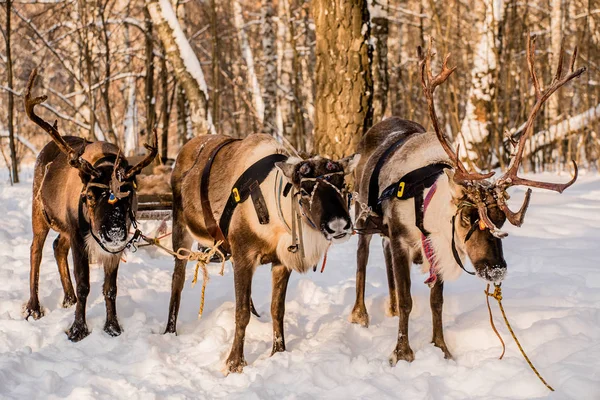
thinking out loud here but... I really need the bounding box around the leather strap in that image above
[367,133,412,216]
[200,138,239,253]
[219,153,288,238]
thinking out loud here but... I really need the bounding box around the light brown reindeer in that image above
[164,134,358,373]
[23,70,157,341]
[349,36,584,365]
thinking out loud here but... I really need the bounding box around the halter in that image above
[275,169,350,257]
[79,160,140,255]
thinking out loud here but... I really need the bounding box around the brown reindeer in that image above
[349,36,584,365]
[165,134,358,373]
[23,70,157,341]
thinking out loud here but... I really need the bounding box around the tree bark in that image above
[262,0,278,136]
[369,0,389,124]
[5,0,18,183]
[146,0,214,135]
[144,5,157,142]
[232,0,264,124]
[549,0,563,124]
[458,0,504,167]
[312,0,373,158]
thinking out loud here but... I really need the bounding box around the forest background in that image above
[0,0,597,183]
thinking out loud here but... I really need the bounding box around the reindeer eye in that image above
[326,161,336,171]
[461,213,471,225]
[299,163,311,176]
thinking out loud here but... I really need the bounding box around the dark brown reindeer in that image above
[23,69,157,341]
[349,36,584,365]
[164,133,358,373]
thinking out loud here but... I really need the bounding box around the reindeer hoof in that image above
[163,323,177,335]
[389,347,415,366]
[104,320,122,337]
[23,301,44,320]
[349,306,369,328]
[62,294,77,308]
[433,341,453,360]
[271,338,286,356]
[225,355,247,374]
[66,323,90,342]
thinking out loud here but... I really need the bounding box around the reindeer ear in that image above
[338,154,361,175]
[275,157,302,181]
[444,169,464,198]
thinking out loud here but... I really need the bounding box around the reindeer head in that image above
[276,154,360,242]
[25,69,158,253]
[420,36,584,282]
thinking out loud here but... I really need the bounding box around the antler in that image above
[497,35,584,193]
[418,38,495,183]
[110,150,131,199]
[24,69,101,178]
[123,128,158,179]
[495,35,584,226]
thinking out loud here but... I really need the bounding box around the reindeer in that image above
[164,133,358,373]
[349,36,584,365]
[23,70,157,342]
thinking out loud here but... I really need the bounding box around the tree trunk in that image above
[5,0,18,183]
[312,0,373,159]
[549,0,562,124]
[458,0,504,167]
[262,0,278,136]
[144,5,156,141]
[159,46,170,160]
[232,0,264,124]
[146,0,214,135]
[369,0,389,124]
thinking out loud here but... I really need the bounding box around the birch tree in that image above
[4,0,18,183]
[232,0,264,124]
[458,0,504,166]
[369,0,389,123]
[312,0,373,158]
[146,0,215,135]
[262,0,277,136]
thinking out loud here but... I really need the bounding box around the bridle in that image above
[79,172,141,255]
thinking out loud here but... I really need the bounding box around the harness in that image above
[78,154,142,254]
[359,134,477,283]
[199,138,288,255]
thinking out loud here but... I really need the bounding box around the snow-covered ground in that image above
[0,169,599,399]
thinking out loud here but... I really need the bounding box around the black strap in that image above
[378,163,451,206]
[200,138,240,253]
[368,134,412,215]
[451,214,476,275]
[219,153,288,239]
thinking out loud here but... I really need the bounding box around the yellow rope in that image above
[142,235,225,318]
[485,284,554,392]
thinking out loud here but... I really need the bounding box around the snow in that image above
[1,168,600,399]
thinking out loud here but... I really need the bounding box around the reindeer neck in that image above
[421,174,466,282]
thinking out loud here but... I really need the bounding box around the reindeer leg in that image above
[67,236,90,342]
[389,233,414,365]
[383,238,398,317]
[350,233,372,327]
[103,258,122,337]
[271,264,291,355]
[431,280,452,359]
[53,234,76,308]
[25,203,49,320]
[164,197,193,335]
[225,257,254,374]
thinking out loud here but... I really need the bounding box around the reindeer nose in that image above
[478,260,507,282]
[105,225,126,243]
[325,218,352,238]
